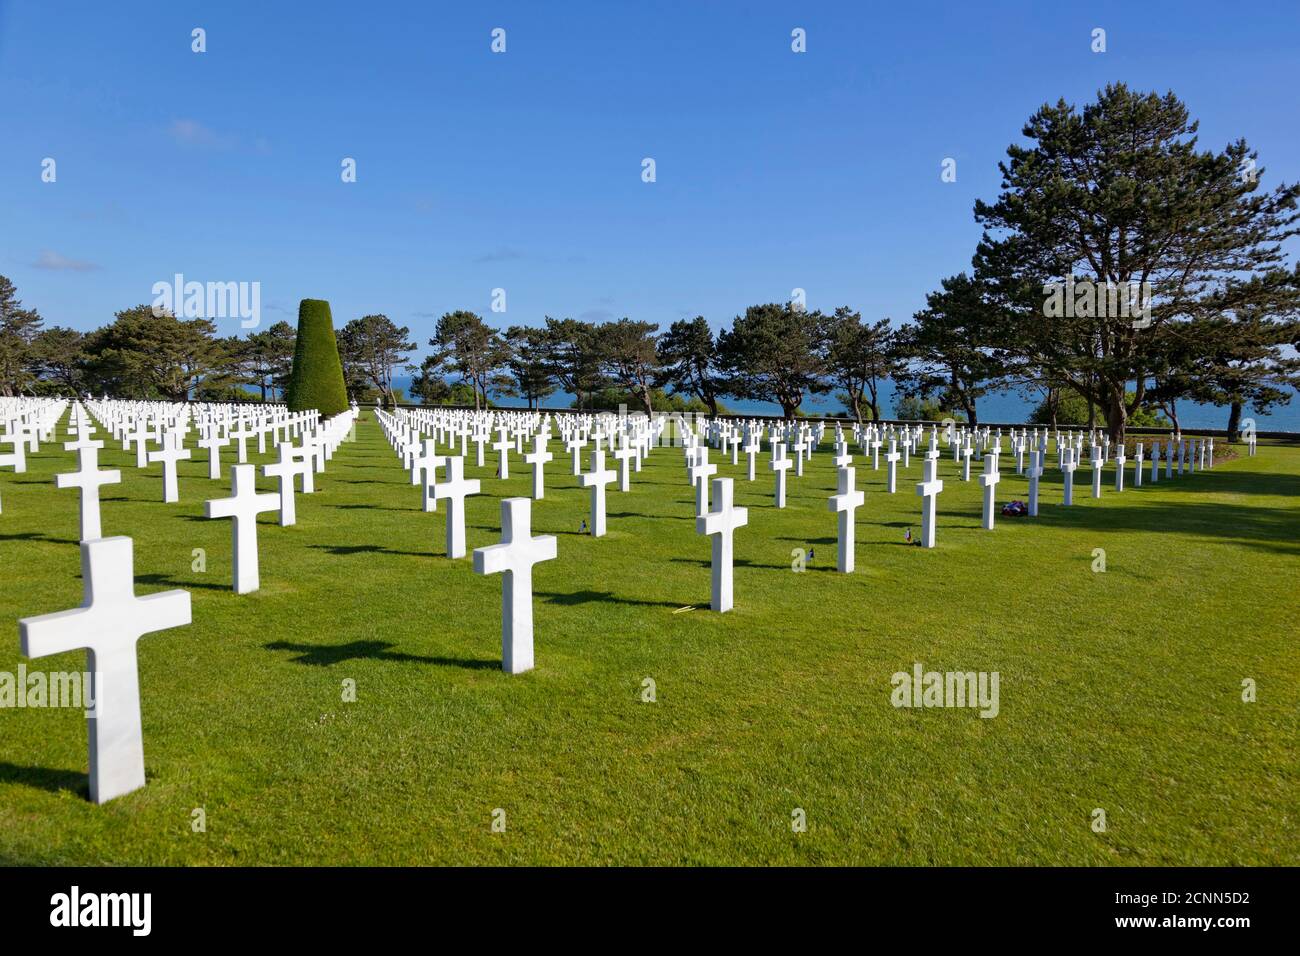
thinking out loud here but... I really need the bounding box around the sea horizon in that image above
[386,376,1300,432]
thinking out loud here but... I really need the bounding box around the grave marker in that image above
[472,497,557,674]
[18,537,191,804]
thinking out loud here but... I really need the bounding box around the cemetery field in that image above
[0,412,1296,866]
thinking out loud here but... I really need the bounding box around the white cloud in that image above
[472,247,525,264]
[33,250,98,272]
[168,118,232,149]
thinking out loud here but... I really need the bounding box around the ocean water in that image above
[389,376,1299,431]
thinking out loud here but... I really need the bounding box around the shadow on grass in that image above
[308,543,428,558]
[535,589,685,609]
[1032,494,1300,555]
[668,556,794,571]
[326,503,418,512]
[0,762,87,797]
[137,572,231,592]
[607,511,694,521]
[264,639,496,670]
[0,531,79,545]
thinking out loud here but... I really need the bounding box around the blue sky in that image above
[3,0,1298,363]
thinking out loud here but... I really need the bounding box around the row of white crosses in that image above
[77,398,326,508]
[45,400,352,593]
[205,408,357,591]
[12,397,357,805]
[378,406,667,542]
[443,410,1234,669]
[381,408,1250,681]
[0,398,67,512]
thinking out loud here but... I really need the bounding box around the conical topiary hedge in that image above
[285,298,349,417]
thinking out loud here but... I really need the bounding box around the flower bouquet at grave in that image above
[1001,499,1028,517]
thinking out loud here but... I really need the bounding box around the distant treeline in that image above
[2,85,1297,442]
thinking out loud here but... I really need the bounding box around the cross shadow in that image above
[327,503,417,512]
[264,639,496,669]
[535,589,684,609]
[0,761,87,797]
[1,530,80,545]
[607,511,694,520]
[307,543,428,558]
[136,572,230,592]
[667,556,792,571]
[1030,494,1300,555]
[775,535,836,545]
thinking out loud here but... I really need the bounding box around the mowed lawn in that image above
[0,411,1296,866]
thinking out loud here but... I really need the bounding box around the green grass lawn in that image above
[0,412,1296,865]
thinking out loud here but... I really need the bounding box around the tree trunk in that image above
[1226,401,1243,442]
[1104,391,1128,446]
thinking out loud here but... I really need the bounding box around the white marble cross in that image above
[1150,442,1161,483]
[147,431,191,503]
[204,464,281,593]
[770,442,792,508]
[18,536,191,804]
[1027,449,1043,516]
[915,456,943,548]
[687,448,717,518]
[565,435,587,476]
[1089,444,1104,499]
[885,439,901,493]
[231,421,255,464]
[578,449,616,536]
[0,432,29,480]
[56,442,120,541]
[978,449,1001,530]
[262,442,306,526]
[791,435,807,477]
[696,476,748,612]
[416,439,447,512]
[828,466,865,573]
[492,428,511,479]
[198,429,229,480]
[1134,442,1144,488]
[1061,448,1077,506]
[434,455,480,558]
[128,418,152,468]
[612,442,636,493]
[832,439,851,470]
[743,432,760,481]
[523,434,554,499]
[1115,446,1127,492]
[472,497,557,674]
